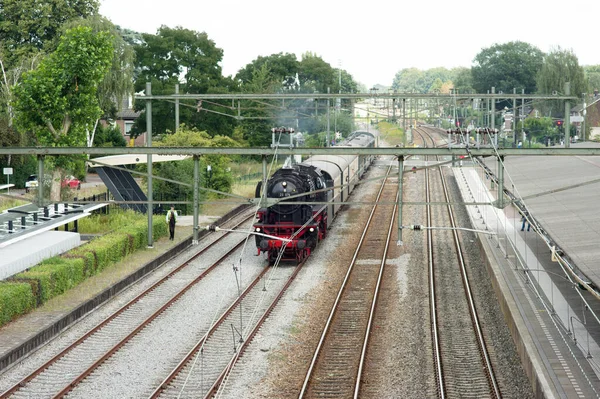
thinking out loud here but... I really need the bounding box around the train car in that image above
[253,130,377,264]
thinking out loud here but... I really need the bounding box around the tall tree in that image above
[236,52,358,141]
[536,47,586,116]
[298,52,336,94]
[0,51,43,129]
[61,16,135,146]
[451,67,474,94]
[0,0,99,68]
[132,26,234,138]
[472,41,544,95]
[237,63,279,147]
[236,52,299,87]
[392,68,425,92]
[14,25,113,200]
[583,65,600,96]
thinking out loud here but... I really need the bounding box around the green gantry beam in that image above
[135,93,577,101]
[2,147,600,156]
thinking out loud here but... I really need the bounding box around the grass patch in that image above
[77,208,146,234]
[377,121,406,146]
[0,196,29,212]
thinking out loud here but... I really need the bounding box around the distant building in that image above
[116,95,145,146]
[101,95,146,146]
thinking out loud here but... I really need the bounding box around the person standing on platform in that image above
[521,212,531,232]
[166,205,178,240]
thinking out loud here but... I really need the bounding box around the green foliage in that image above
[152,128,236,200]
[298,52,336,94]
[15,257,86,303]
[94,124,127,147]
[77,208,143,234]
[377,121,405,146]
[524,117,555,141]
[235,52,358,145]
[0,197,29,212]
[236,52,299,87]
[392,67,456,93]
[583,65,600,94]
[132,26,235,138]
[0,155,38,189]
[472,41,544,95]
[537,47,586,95]
[301,111,355,139]
[536,47,586,117]
[14,26,114,147]
[237,63,281,147]
[0,0,99,68]
[236,52,358,96]
[304,132,327,147]
[60,16,135,122]
[0,282,36,326]
[66,214,167,273]
[452,68,474,93]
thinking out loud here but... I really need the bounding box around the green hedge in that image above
[15,257,86,303]
[0,282,36,325]
[0,215,169,327]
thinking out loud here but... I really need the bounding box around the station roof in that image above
[88,154,189,167]
[486,142,600,288]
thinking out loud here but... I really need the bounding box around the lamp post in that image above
[582,93,587,142]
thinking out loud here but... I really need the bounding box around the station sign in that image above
[3,168,13,175]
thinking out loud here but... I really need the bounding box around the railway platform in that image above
[455,165,600,398]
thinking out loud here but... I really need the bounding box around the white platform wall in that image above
[0,231,81,280]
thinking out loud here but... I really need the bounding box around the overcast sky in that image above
[99,0,599,89]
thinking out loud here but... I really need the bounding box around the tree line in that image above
[1,0,598,198]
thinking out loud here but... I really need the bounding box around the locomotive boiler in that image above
[253,130,378,265]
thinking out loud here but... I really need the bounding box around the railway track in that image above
[417,127,501,398]
[153,259,306,398]
[0,210,259,398]
[298,159,398,398]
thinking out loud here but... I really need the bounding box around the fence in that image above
[74,192,110,214]
[74,192,195,215]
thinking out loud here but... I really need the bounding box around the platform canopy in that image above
[88,154,189,168]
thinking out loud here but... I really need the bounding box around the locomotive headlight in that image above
[309,228,314,233]
[282,181,287,187]
[255,227,261,232]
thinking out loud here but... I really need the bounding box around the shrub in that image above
[15,257,86,304]
[2,213,170,325]
[0,282,36,326]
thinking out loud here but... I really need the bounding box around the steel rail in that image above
[297,161,394,398]
[149,265,272,398]
[51,238,249,398]
[0,215,253,399]
[419,129,446,399]
[203,260,307,398]
[354,188,398,398]
[423,127,502,398]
